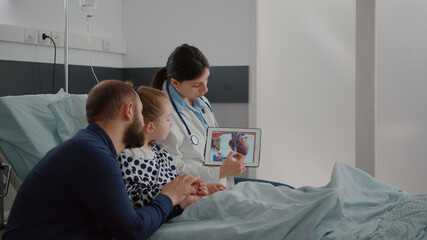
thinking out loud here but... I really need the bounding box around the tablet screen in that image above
[204,127,261,167]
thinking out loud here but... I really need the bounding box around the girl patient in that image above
[118,86,218,211]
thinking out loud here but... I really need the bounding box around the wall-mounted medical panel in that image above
[0,23,126,54]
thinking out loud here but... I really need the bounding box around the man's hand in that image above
[179,194,203,209]
[219,151,246,178]
[160,174,199,206]
[207,182,226,195]
[179,179,209,209]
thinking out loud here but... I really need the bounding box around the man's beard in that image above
[123,117,145,149]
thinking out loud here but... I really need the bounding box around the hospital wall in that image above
[375,0,427,194]
[0,0,123,67]
[255,0,427,194]
[256,0,356,189]
[0,0,124,95]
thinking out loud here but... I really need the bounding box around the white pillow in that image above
[48,94,88,142]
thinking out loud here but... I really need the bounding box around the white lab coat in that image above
[156,83,230,185]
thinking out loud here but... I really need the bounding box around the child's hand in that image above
[193,180,209,197]
[179,179,209,209]
[207,182,226,195]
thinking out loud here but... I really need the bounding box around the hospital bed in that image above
[0,90,88,231]
[0,91,426,240]
[0,90,88,190]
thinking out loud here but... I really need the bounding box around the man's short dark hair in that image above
[86,80,137,123]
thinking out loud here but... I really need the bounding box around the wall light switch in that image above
[103,39,111,52]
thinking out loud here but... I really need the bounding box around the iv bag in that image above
[79,0,97,17]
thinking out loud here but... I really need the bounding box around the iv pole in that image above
[64,0,69,93]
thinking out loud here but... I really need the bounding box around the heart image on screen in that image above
[229,132,249,156]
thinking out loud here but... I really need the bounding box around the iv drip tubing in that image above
[64,0,69,93]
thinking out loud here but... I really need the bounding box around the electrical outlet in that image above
[50,31,63,47]
[24,27,38,44]
[38,29,50,45]
[103,39,111,52]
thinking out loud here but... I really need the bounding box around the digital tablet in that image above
[204,127,261,168]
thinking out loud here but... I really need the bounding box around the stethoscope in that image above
[166,81,213,145]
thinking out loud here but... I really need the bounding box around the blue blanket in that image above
[150,163,427,240]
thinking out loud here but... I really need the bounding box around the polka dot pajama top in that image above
[118,144,179,209]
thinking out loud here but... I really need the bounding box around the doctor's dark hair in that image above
[86,80,137,123]
[136,86,167,122]
[150,43,210,90]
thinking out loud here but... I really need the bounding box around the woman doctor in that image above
[151,44,245,188]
